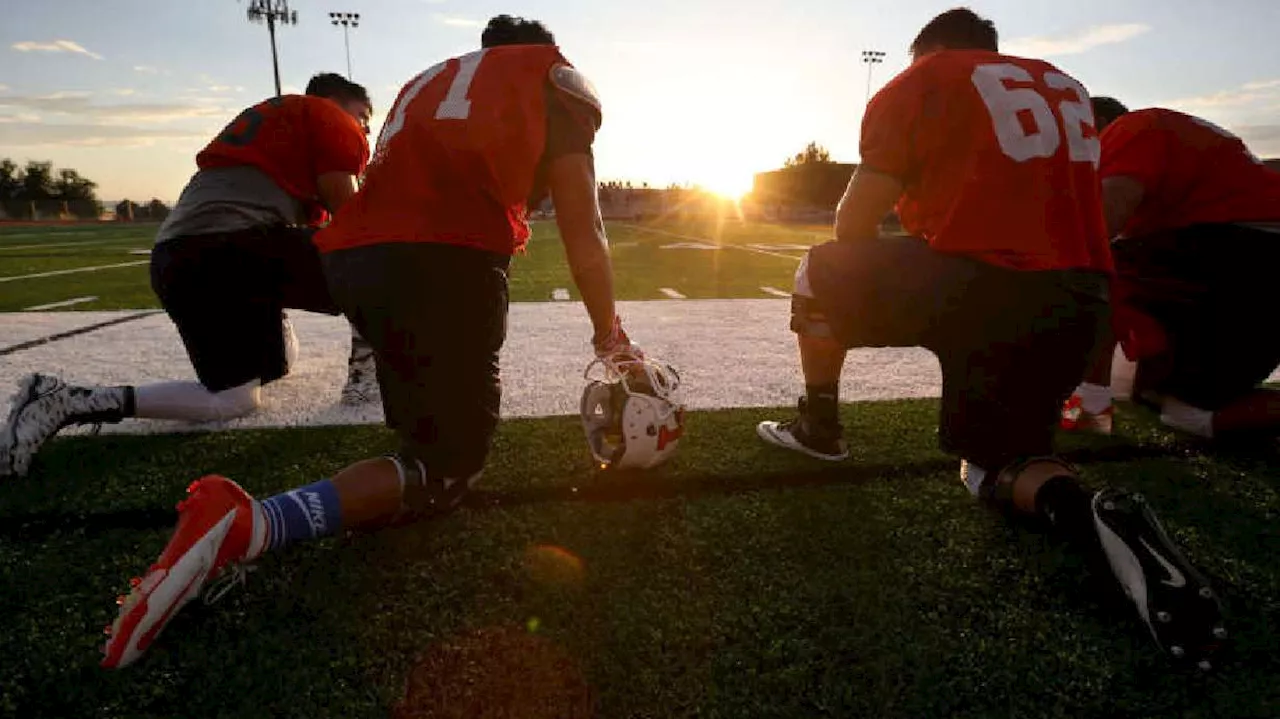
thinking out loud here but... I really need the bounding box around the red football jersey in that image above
[316,45,599,255]
[197,94,369,225]
[861,50,1111,273]
[1099,108,1280,237]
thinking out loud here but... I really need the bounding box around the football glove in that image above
[592,315,643,361]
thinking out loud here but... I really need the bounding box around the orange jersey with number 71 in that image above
[315,44,582,256]
[861,49,1112,273]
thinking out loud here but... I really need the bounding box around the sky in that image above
[2,0,1279,202]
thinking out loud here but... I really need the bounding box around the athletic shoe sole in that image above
[756,420,849,461]
[1092,488,1226,670]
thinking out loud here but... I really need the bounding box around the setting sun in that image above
[700,172,755,201]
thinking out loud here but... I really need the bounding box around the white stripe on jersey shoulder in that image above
[550,64,601,120]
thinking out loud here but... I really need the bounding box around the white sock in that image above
[133,380,262,423]
[1160,397,1215,438]
[960,460,987,497]
[1077,382,1113,414]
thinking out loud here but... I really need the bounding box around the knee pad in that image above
[969,456,1080,511]
[386,453,484,516]
[790,295,836,340]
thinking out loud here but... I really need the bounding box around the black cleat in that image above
[1092,488,1226,670]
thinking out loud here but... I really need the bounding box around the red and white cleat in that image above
[1061,393,1114,435]
[101,475,266,669]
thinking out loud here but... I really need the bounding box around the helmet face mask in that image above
[580,355,685,470]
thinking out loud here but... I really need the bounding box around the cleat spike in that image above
[1170,645,1185,658]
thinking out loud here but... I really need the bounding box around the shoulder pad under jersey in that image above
[550,64,602,126]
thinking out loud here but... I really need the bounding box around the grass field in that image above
[1,220,1279,718]
[0,218,824,312]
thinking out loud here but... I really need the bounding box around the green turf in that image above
[0,219,817,311]
[1,400,1277,718]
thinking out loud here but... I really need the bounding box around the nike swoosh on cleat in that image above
[1140,537,1187,588]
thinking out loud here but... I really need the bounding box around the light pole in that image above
[862,50,885,107]
[329,12,360,80]
[245,0,298,97]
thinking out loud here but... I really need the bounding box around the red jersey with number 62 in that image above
[861,49,1111,273]
[316,45,595,255]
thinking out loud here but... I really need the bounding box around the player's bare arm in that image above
[548,152,618,345]
[834,167,904,243]
[316,171,360,214]
[1101,176,1145,239]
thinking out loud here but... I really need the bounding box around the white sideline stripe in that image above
[619,224,803,262]
[659,287,686,299]
[129,249,151,255]
[0,238,144,252]
[24,296,98,311]
[760,286,791,298]
[0,259,149,283]
[551,288,570,301]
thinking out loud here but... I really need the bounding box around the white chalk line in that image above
[760,286,791,298]
[659,287,686,299]
[619,224,805,262]
[0,259,149,283]
[24,296,98,311]
[0,238,148,252]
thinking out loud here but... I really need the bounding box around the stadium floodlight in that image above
[245,0,299,97]
[861,50,886,107]
[329,12,361,80]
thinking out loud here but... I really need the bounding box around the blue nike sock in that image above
[260,478,343,552]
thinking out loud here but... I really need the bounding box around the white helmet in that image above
[580,354,685,470]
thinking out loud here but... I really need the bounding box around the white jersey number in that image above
[971,63,1100,167]
[375,49,488,155]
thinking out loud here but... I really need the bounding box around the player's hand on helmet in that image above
[593,315,643,362]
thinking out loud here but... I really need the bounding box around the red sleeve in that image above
[1099,112,1165,188]
[859,66,924,182]
[307,98,370,177]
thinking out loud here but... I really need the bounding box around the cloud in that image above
[0,93,228,124]
[207,85,245,94]
[0,122,205,147]
[113,88,138,97]
[11,40,103,60]
[134,65,159,74]
[1234,125,1280,157]
[433,14,483,27]
[1005,23,1150,57]
[1164,78,1280,110]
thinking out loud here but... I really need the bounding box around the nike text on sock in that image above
[260,478,343,551]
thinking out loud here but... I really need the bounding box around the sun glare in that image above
[701,172,754,202]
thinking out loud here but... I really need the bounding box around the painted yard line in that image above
[0,238,147,252]
[760,286,791,298]
[0,310,163,357]
[0,259,149,283]
[24,296,98,311]
[619,224,803,262]
[659,287,686,299]
[551,288,571,301]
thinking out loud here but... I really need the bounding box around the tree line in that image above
[0,158,169,221]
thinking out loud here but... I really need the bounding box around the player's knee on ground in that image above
[962,456,1080,516]
[386,451,484,517]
